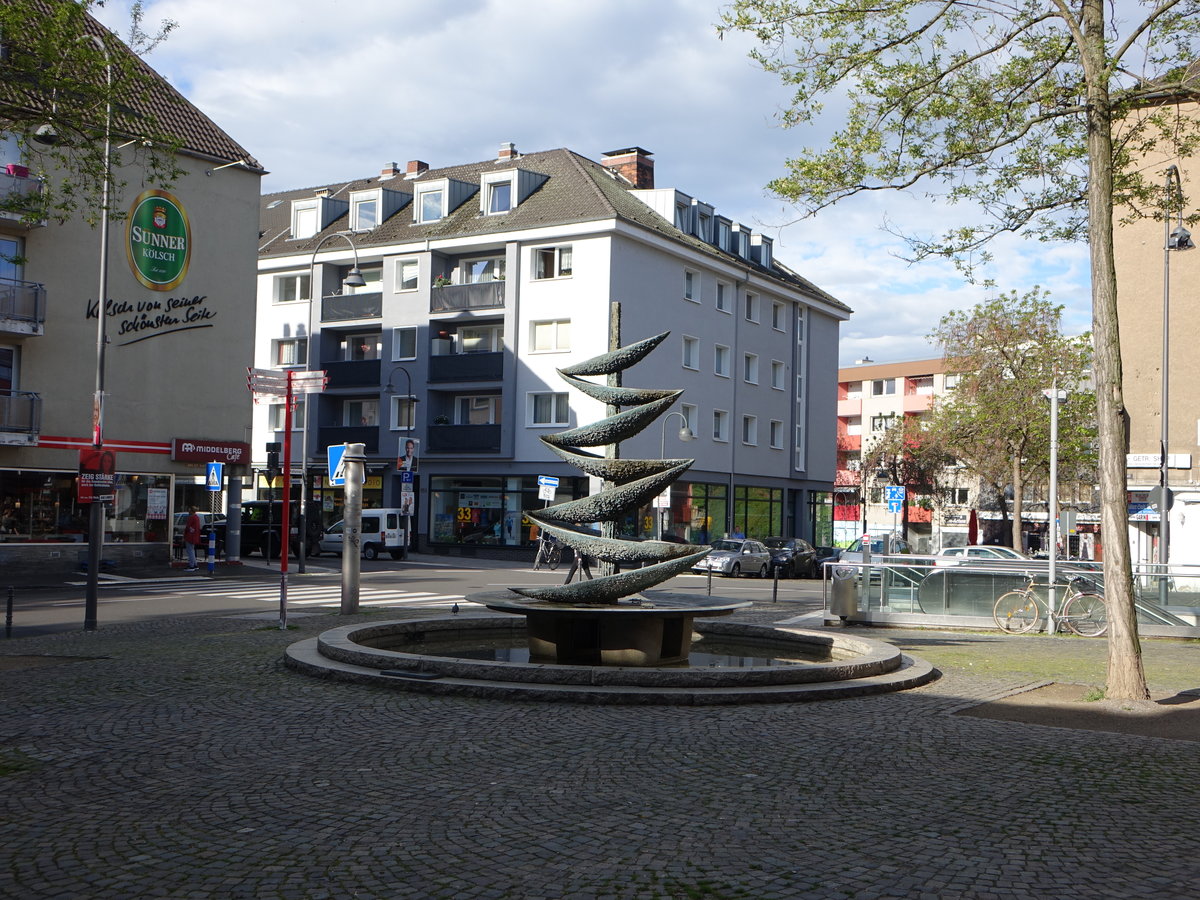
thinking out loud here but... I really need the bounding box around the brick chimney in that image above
[380,161,400,179]
[498,142,518,161]
[406,159,429,178]
[601,147,654,189]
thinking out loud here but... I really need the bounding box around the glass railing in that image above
[0,277,46,332]
[430,281,504,312]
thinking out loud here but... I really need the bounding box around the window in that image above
[391,396,416,430]
[273,338,307,367]
[948,487,969,505]
[744,292,758,322]
[743,353,758,384]
[680,403,697,432]
[351,195,378,231]
[714,344,730,377]
[392,326,417,360]
[417,187,444,223]
[344,399,378,426]
[269,400,304,430]
[770,420,784,449]
[292,202,317,239]
[795,424,806,471]
[487,180,512,214]
[534,245,572,279]
[675,201,690,231]
[529,392,569,426]
[772,301,786,331]
[771,360,785,390]
[944,373,961,389]
[716,281,730,312]
[339,333,381,361]
[742,415,758,445]
[344,265,381,295]
[274,272,310,303]
[683,269,698,302]
[872,378,896,396]
[0,236,22,282]
[682,335,699,370]
[717,220,731,251]
[396,259,418,292]
[697,211,712,242]
[713,409,729,442]
[456,395,501,425]
[462,256,505,283]
[871,413,896,433]
[531,319,570,352]
[460,323,503,353]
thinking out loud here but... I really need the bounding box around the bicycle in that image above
[533,534,562,571]
[993,573,1107,636]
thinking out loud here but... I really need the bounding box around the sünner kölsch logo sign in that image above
[125,189,192,291]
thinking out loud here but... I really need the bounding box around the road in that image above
[3,554,826,638]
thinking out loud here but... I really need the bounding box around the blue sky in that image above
[93,0,1093,365]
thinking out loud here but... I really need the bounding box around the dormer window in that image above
[293,201,318,239]
[479,167,546,216]
[417,185,444,223]
[290,193,348,240]
[487,180,511,214]
[351,195,378,231]
[414,177,479,224]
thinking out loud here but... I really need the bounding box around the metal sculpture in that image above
[510,331,709,603]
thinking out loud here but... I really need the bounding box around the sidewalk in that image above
[1,602,1198,899]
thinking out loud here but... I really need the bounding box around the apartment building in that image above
[0,14,262,573]
[255,145,850,555]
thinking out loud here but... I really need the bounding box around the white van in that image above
[318,509,408,560]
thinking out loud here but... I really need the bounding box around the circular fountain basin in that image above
[285,615,938,704]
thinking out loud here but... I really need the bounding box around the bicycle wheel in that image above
[533,544,545,570]
[548,543,562,570]
[1062,592,1107,637]
[994,590,1040,634]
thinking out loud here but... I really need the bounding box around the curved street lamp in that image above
[657,411,694,538]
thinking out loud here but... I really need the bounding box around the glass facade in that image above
[1,468,172,543]
[429,475,587,546]
[731,485,783,539]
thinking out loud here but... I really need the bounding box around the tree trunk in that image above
[1082,1,1149,700]
[1011,457,1024,551]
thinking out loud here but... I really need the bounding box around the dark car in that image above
[214,500,324,559]
[813,546,841,575]
[763,537,820,578]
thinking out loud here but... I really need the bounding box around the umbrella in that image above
[968,509,978,544]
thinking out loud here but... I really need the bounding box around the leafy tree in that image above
[927,289,1096,551]
[0,0,181,225]
[862,414,955,542]
[717,0,1199,698]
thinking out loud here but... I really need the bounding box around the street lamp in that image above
[1160,164,1194,600]
[297,232,367,572]
[384,365,419,551]
[1043,380,1067,634]
[657,411,694,538]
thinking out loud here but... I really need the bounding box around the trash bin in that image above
[829,564,859,620]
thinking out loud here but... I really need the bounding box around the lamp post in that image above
[384,365,419,550]
[657,411,694,539]
[1043,380,1066,634]
[299,233,367,573]
[1160,165,1194,603]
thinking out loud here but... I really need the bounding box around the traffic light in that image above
[265,442,281,481]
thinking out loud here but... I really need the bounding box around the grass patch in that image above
[1082,685,1107,702]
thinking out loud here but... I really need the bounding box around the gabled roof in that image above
[258,147,849,313]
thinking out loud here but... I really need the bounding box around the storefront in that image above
[428,475,588,549]
[0,467,172,544]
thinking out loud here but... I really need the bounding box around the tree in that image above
[717,0,1200,699]
[862,414,954,542]
[0,0,181,225]
[927,289,1096,550]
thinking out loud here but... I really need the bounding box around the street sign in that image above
[885,485,906,502]
[328,444,346,486]
[205,462,224,491]
[653,488,671,509]
[537,475,560,487]
[537,475,559,501]
[1148,486,1175,512]
[400,470,415,484]
[887,500,903,514]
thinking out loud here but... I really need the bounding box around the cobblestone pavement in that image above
[2,605,1198,900]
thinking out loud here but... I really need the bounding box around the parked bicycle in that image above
[533,533,562,571]
[993,573,1107,636]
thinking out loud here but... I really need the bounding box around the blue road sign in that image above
[888,500,904,514]
[205,462,224,491]
[537,475,560,488]
[400,471,415,484]
[328,444,347,486]
[885,485,906,502]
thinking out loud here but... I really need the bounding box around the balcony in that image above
[430,281,504,313]
[317,426,378,454]
[902,392,933,413]
[0,390,42,445]
[0,168,44,228]
[836,433,861,452]
[429,352,503,383]
[835,468,862,487]
[322,359,381,389]
[322,291,382,322]
[427,423,501,453]
[0,277,46,336]
[836,397,862,417]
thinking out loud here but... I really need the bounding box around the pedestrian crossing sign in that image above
[206,462,223,491]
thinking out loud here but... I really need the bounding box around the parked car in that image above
[172,511,225,557]
[838,535,912,566]
[318,509,408,560]
[763,537,820,578]
[935,545,1029,565]
[691,538,772,578]
[215,501,324,559]
[813,546,842,574]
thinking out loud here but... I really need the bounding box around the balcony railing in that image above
[429,352,503,383]
[0,277,46,335]
[322,291,382,322]
[317,425,378,453]
[430,281,505,313]
[0,390,42,445]
[426,423,501,453]
[322,359,381,389]
[0,169,44,225]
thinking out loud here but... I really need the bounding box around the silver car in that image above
[692,538,772,578]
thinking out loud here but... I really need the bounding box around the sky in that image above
[91,0,1093,366]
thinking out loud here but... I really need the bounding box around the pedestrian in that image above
[183,506,202,571]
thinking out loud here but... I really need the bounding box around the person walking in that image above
[183,506,202,571]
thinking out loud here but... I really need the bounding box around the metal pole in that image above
[1160,167,1176,608]
[84,38,112,632]
[298,399,308,574]
[1047,379,1059,635]
[279,377,294,629]
[341,443,366,613]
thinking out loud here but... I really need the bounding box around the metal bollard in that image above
[772,566,779,602]
[707,567,712,596]
[5,585,12,639]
